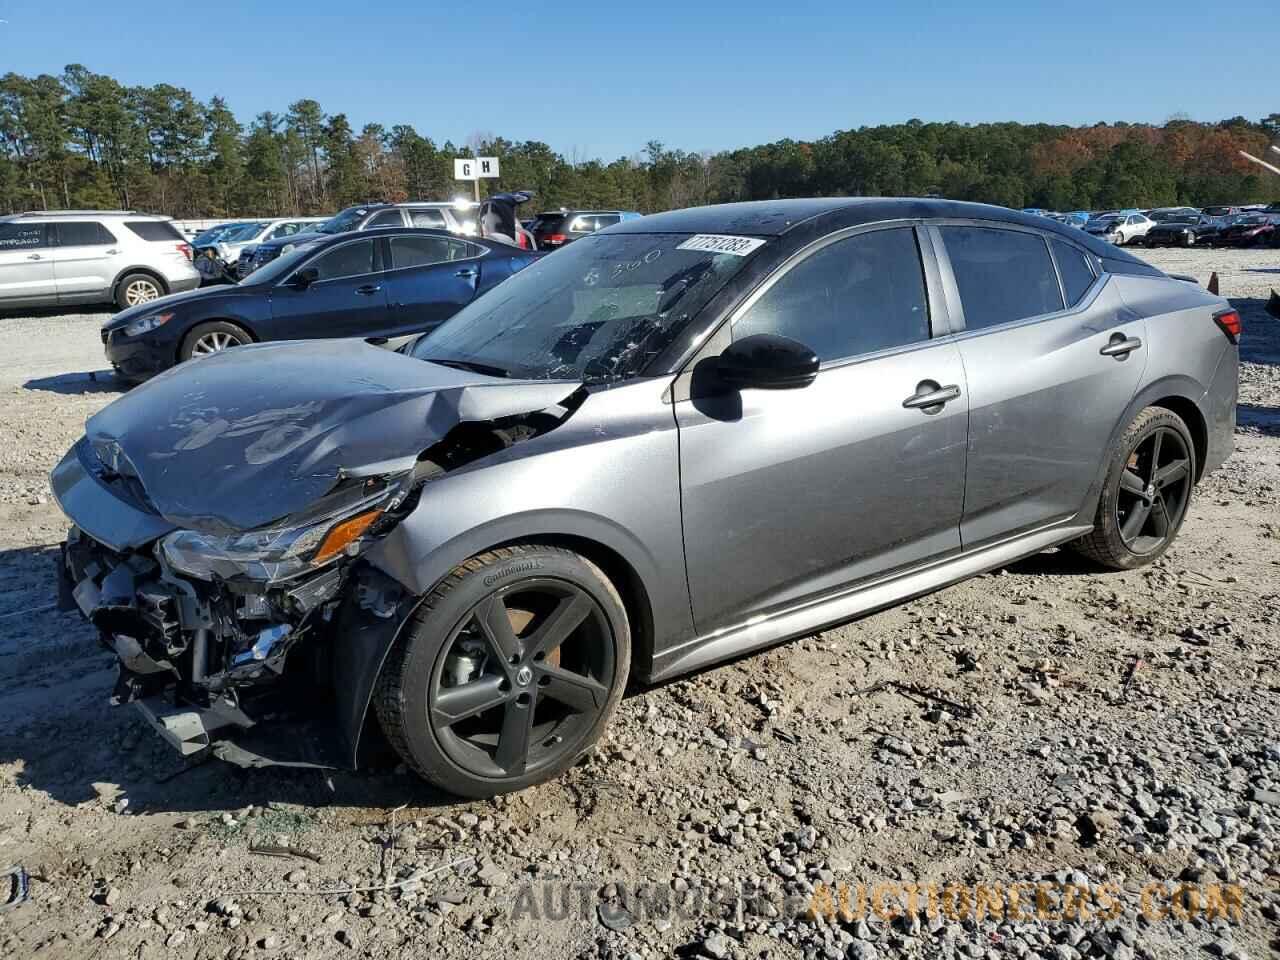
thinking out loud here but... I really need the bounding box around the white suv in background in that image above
[0,211,200,310]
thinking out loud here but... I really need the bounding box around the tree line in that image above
[1,65,1276,218]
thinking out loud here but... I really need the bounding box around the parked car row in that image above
[192,217,327,282]
[1026,203,1280,247]
[102,226,540,380]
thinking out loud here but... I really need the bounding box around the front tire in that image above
[1070,407,1195,570]
[180,320,251,362]
[373,544,631,798]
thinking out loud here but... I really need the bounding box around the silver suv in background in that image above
[0,211,200,310]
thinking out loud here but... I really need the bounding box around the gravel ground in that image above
[1,248,1278,960]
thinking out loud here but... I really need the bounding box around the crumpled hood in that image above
[86,340,578,534]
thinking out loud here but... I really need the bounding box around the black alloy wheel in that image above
[373,544,630,798]
[1114,426,1192,556]
[430,579,614,780]
[1070,407,1196,570]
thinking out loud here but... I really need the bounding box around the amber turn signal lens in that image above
[312,510,382,565]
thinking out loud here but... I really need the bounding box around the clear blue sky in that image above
[2,0,1275,160]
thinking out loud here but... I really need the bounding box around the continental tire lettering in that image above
[483,559,544,587]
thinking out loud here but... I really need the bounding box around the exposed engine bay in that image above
[52,341,586,766]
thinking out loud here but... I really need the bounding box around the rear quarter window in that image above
[125,220,184,242]
[1049,239,1096,307]
[939,226,1065,331]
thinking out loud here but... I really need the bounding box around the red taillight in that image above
[177,242,192,261]
[1213,309,1242,343]
[545,234,567,245]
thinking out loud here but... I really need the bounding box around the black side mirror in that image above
[287,267,319,289]
[717,334,819,390]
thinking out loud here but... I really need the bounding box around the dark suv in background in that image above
[529,209,641,249]
[240,202,479,278]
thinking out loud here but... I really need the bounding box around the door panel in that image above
[931,224,1148,546]
[266,238,390,340]
[0,223,54,302]
[955,281,1146,547]
[381,236,481,337]
[49,222,117,297]
[677,343,969,634]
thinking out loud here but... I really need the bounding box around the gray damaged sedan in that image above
[53,199,1239,798]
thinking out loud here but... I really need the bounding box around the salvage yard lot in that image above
[1,247,1278,960]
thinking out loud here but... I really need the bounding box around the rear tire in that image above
[1069,407,1196,570]
[115,272,165,310]
[373,544,631,798]
[180,320,251,362]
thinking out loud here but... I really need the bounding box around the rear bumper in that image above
[169,275,200,294]
[1200,342,1238,477]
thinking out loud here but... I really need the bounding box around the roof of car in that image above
[606,198,1078,237]
[255,225,469,249]
[2,210,170,221]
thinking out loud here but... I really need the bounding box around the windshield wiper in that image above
[425,357,512,379]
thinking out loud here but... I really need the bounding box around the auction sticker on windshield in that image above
[676,234,766,256]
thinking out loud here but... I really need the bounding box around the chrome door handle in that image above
[355,284,382,295]
[455,268,478,279]
[903,382,961,411]
[1100,335,1142,358]
[26,253,42,260]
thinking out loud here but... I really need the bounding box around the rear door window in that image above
[1050,239,1096,307]
[310,239,376,281]
[53,221,116,246]
[732,227,931,362]
[0,222,47,250]
[389,236,475,268]
[407,208,448,229]
[367,210,405,228]
[124,220,184,242]
[938,226,1066,331]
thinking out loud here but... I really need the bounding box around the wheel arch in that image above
[338,515,671,769]
[371,512,663,680]
[111,266,169,298]
[1077,375,1210,525]
[174,318,259,364]
[488,532,656,682]
[1149,394,1208,481]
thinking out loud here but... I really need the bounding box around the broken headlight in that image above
[159,474,408,583]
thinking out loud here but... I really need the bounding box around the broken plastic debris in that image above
[1,865,30,913]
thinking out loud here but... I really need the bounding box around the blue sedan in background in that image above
[100,228,541,381]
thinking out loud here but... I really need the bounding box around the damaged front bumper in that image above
[51,443,391,769]
[57,521,352,764]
